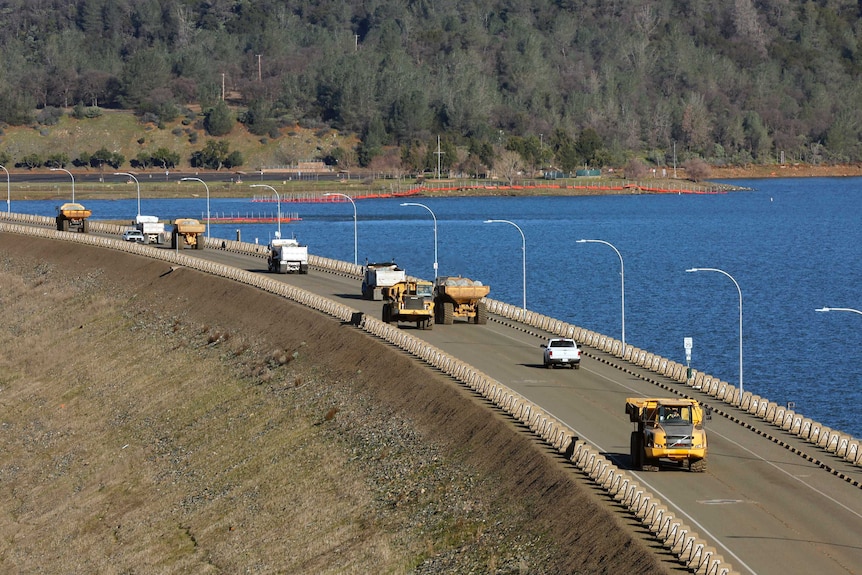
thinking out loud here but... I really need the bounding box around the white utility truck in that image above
[541,338,581,369]
[133,215,167,245]
[267,238,309,274]
[361,262,407,300]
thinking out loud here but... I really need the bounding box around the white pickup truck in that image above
[541,338,581,369]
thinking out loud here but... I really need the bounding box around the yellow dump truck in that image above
[433,276,490,324]
[382,279,435,330]
[625,397,708,472]
[56,202,91,233]
[171,218,206,250]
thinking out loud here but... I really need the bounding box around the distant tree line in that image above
[7,125,242,172]
[2,0,862,173]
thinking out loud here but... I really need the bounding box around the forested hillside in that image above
[1,0,862,174]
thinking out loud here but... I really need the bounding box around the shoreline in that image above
[5,163,862,202]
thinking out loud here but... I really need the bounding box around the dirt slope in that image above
[0,234,676,574]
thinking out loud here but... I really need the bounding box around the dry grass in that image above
[2,109,355,174]
[0,258,398,572]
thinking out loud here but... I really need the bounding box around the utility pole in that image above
[673,140,677,178]
[221,73,225,101]
[435,135,443,180]
[256,54,262,81]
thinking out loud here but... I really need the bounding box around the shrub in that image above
[36,107,63,126]
[684,158,712,182]
[624,158,649,179]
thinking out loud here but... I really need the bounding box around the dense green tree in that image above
[89,147,125,169]
[16,154,43,169]
[191,140,232,170]
[357,117,387,168]
[576,129,604,167]
[151,147,180,169]
[204,100,234,136]
[239,100,276,136]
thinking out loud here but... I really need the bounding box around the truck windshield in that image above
[660,406,692,424]
[416,284,433,298]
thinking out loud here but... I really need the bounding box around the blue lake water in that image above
[12,178,862,438]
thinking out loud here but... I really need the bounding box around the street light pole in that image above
[484,219,526,310]
[401,202,438,278]
[323,192,357,266]
[50,167,75,203]
[114,172,141,217]
[816,307,862,316]
[250,184,282,238]
[0,164,9,212]
[180,177,210,235]
[577,239,625,356]
[686,267,743,401]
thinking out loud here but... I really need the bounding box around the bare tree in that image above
[494,150,523,185]
[624,158,649,179]
[683,158,711,182]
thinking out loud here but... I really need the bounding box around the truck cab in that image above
[625,398,708,472]
[382,279,435,330]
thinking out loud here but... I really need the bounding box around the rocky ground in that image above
[0,234,679,574]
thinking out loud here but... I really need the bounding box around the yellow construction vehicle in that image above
[56,202,91,233]
[171,218,206,250]
[625,397,708,472]
[433,276,490,324]
[382,279,435,330]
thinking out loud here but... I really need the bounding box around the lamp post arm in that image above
[251,184,281,238]
[50,167,75,203]
[401,202,438,278]
[0,164,9,212]
[180,177,211,235]
[686,267,743,400]
[324,192,358,265]
[577,239,625,355]
[484,219,526,309]
[816,307,862,316]
[114,172,141,217]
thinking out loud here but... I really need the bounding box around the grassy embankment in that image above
[0,235,672,573]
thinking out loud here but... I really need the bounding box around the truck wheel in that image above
[195,238,205,250]
[300,264,309,274]
[61,219,70,232]
[475,302,488,324]
[382,304,390,324]
[443,302,454,325]
[82,219,90,233]
[630,432,644,470]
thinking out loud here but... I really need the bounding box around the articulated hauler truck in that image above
[433,276,490,324]
[171,218,206,250]
[56,203,91,233]
[382,279,435,330]
[625,397,708,472]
